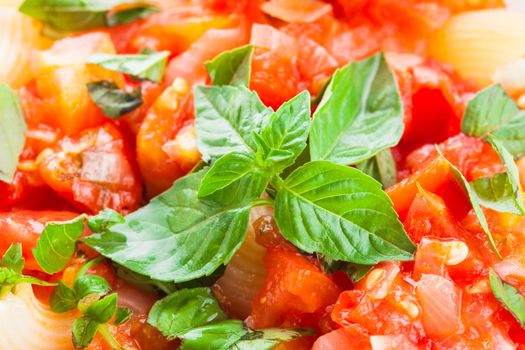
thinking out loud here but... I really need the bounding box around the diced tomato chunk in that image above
[312,328,371,350]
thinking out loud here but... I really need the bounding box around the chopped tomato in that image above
[312,327,371,350]
[260,0,333,24]
[37,123,142,214]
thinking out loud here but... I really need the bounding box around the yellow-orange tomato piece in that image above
[137,78,201,198]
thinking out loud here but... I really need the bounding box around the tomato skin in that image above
[0,211,80,271]
[312,327,371,350]
[38,123,142,214]
[250,247,341,330]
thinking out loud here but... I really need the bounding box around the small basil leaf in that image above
[255,90,312,173]
[462,84,525,158]
[205,45,254,87]
[85,293,118,324]
[489,268,525,327]
[17,275,56,287]
[72,316,99,349]
[106,4,158,27]
[74,275,112,300]
[33,215,86,274]
[236,327,313,350]
[87,209,125,234]
[310,52,404,165]
[148,287,227,339]
[356,148,397,189]
[0,84,26,183]
[114,307,133,325]
[318,254,372,283]
[50,281,78,313]
[274,161,415,264]
[0,268,21,286]
[87,81,143,119]
[87,51,170,83]
[2,243,24,274]
[194,85,273,161]
[84,170,251,282]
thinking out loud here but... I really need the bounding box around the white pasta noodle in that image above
[215,207,270,319]
[428,10,525,87]
[0,284,76,350]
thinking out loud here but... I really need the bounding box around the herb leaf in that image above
[33,215,85,274]
[274,161,415,264]
[489,268,525,326]
[87,51,170,83]
[356,148,397,189]
[318,255,372,283]
[194,86,273,161]
[50,281,78,313]
[87,81,143,119]
[84,170,251,282]
[85,294,118,324]
[309,53,404,165]
[148,287,227,339]
[72,316,99,349]
[462,84,525,158]
[74,274,112,300]
[2,244,24,274]
[0,84,27,183]
[106,4,158,27]
[205,45,254,87]
[255,90,312,173]
[87,209,125,233]
[114,307,133,325]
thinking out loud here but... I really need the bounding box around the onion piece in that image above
[260,0,332,23]
[370,335,419,350]
[0,284,76,350]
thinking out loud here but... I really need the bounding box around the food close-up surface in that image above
[2,0,525,349]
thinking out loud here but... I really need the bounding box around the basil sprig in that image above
[489,268,525,327]
[87,81,143,119]
[0,84,26,184]
[204,45,254,87]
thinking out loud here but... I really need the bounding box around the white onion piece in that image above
[0,284,76,350]
[215,207,270,319]
[370,335,419,350]
[493,58,525,96]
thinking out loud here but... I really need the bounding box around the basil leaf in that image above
[114,307,132,325]
[490,268,525,327]
[194,86,273,161]
[180,320,310,350]
[106,4,158,27]
[87,81,143,119]
[462,84,525,158]
[87,209,125,234]
[0,268,21,286]
[274,161,415,264]
[0,84,26,183]
[148,287,227,339]
[318,255,372,283]
[85,293,118,323]
[2,243,24,274]
[440,153,501,258]
[33,215,86,274]
[74,274,112,300]
[113,264,178,295]
[87,51,170,83]
[471,136,525,215]
[50,281,78,313]
[356,148,397,189]
[205,45,254,87]
[198,152,268,199]
[84,170,251,282]
[72,316,99,349]
[255,90,311,173]
[309,52,404,165]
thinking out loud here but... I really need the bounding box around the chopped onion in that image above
[260,0,333,24]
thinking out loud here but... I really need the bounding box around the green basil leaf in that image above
[85,293,118,324]
[87,209,125,234]
[356,148,397,189]
[17,275,56,287]
[462,84,525,158]
[194,85,273,161]
[309,52,404,165]
[74,274,112,300]
[205,45,254,87]
[114,307,133,325]
[106,4,158,27]
[440,153,501,258]
[0,268,21,286]
[33,215,86,274]
[490,268,525,326]
[87,51,170,83]
[87,81,143,119]
[84,170,251,282]
[255,90,311,173]
[2,243,24,274]
[317,254,372,283]
[471,136,525,215]
[180,320,311,350]
[198,152,268,199]
[148,287,227,339]
[50,281,78,313]
[0,84,27,183]
[112,264,178,295]
[72,316,99,349]
[274,161,414,264]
